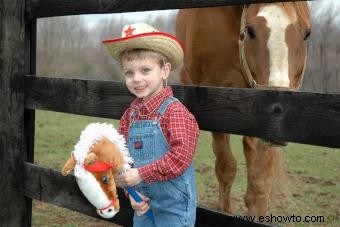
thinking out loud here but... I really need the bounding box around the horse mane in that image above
[72,123,133,178]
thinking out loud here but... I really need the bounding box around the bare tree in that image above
[36,12,179,81]
[303,1,340,93]
[37,15,120,80]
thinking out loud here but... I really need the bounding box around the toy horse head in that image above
[62,123,132,218]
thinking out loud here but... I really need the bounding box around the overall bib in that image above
[128,97,196,227]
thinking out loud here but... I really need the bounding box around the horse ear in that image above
[61,155,76,176]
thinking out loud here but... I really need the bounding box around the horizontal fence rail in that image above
[23,162,276,227]
[25,75,340,148]
[25,0,311,18]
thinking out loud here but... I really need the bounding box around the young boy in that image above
[102,22,199,227]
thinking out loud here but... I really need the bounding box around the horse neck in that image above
[190,6,245,86]
[200,6,243,39]
[224,5,244,26]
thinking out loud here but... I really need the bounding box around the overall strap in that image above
[157,97,178,116]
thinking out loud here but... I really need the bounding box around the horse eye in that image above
[304,28,311,41]
[102,176,108,184]
[246,26,256,39]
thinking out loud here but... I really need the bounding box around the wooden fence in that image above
[2,0,338,226]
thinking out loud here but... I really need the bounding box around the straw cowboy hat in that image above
[102,22,184,70]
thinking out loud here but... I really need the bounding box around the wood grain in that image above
[25,76,340,148]
[25,0,310,18]
[0,1,32,226]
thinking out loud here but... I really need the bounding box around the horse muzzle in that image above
[96,201,119,218]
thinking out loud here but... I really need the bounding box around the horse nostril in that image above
[100,210,103,214]
[272,103,284,114]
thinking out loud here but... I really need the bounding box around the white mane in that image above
[72,122,133,178]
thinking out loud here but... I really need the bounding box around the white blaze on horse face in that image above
[257,5,297,87]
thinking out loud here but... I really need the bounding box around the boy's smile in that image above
[122,58,170,101]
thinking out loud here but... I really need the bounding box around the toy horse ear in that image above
[61,154,76,176]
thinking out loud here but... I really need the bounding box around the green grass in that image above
[33,110,340,226]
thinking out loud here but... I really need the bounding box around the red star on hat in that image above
[124,26,136,37]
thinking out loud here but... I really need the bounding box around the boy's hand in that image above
[129,191,150,216]
[115,168,143,187]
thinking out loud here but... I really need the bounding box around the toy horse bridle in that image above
[71,153,117,172]
[83,161,117,172]
[238,5,307,91]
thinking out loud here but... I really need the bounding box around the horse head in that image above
[239,2,311,90]
[62,123,132,219]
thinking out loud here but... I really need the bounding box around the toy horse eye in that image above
[246,26,256,39]
[108,209,112,212]
[102,176,108,184]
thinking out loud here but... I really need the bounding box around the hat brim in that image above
[102,32,184,70]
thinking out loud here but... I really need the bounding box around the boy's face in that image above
[122,57,170,101]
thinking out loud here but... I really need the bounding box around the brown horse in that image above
[176,3,311,218]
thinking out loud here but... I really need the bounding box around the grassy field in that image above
[32,110,340,226]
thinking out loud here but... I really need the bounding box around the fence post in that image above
[0,1,32,226]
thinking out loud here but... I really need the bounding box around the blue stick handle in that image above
[125,186,155,223]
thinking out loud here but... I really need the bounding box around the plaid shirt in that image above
[119,86,199,183]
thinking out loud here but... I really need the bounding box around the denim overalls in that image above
[128,97,197,227]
